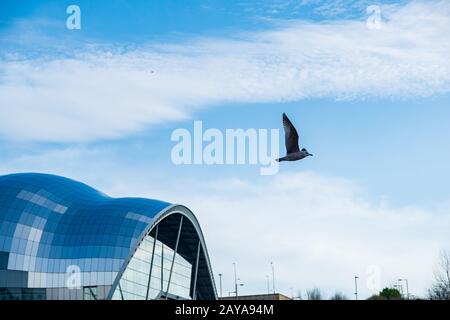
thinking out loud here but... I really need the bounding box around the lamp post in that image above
[395,282,403,296]
[393,283,403,300]
[232,263,244,299]
[233,263,238,298]
[354,276,359,300]
[398,279,409,299]
[218,273,223,298]
[271,262,276,294]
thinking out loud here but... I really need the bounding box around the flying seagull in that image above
[277,113,313,162]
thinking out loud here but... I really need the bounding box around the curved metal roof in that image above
[0,173,216,299]
[0,173,171,261]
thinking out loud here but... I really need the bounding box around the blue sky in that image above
[1,0,450,299]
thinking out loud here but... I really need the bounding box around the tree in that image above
[379,288,402,300]
[428,250,450,300]
[306,288,323,300]
[330,292,347,300]
[368,288,402,300]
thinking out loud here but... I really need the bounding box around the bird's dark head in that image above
[302,148,313,156]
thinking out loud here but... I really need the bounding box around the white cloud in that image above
[166,173,449,299]
[2,146,449,298]
[1,1,450,142]
[105,169,449,299]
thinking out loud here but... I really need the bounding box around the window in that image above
[83,286,98,300]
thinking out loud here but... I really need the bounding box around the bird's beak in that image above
[309,154,313,157]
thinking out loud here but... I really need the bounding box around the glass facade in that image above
[0,173,216,300]
[112,234,192,300]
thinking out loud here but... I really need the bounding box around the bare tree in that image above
[330,292,348,300]
[294,290,303,300]
[428,250,450,300]
[306,287,323,300]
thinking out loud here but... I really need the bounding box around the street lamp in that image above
[394,283,402,295]
[398,278,409,299]
[271,262,276,294]
[354,276,359,300]
[218,273,223,298]
[232,263,244,298]
[233,263,237,298]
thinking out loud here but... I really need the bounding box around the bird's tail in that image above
[276,156,287,162]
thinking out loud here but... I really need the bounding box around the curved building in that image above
[0,173,217,300]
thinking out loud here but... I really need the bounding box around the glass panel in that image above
[112,234,192,300]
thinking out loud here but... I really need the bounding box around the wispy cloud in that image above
[1,0,450,142]
[300,0,407,19]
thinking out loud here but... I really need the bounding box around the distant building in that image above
[220,293,292,300]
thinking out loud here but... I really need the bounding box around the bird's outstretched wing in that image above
[282,113,300,154]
